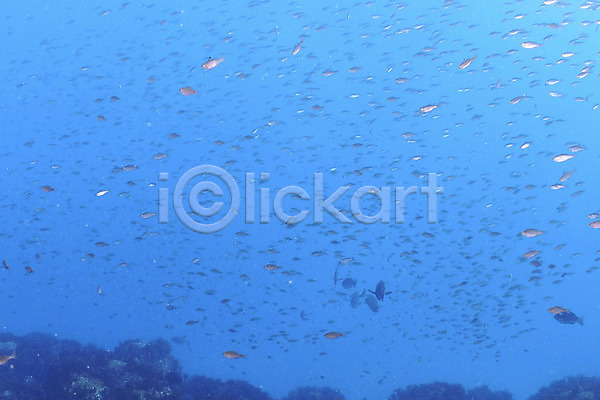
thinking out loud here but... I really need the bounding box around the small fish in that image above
[264,264,281,271]
[341,278,357,289]
[509,96,525,105]
[559,170,574,182]
[552,154,574,163]
[202,56,225,70]
[0,351,16,365]
[553,311,583,325]
[521,228,544,238]
[369,280,392,301]
[223,351,245,359]
[338,257,354,265]
[548,306,568,314]
[2,260,9,270]
[291,38,305,56]
[523,250,540,259]
[333,266,340,285]
[589,220,600,229]
[179,86,197,96]
[365,295,380,313]
[521,41,541,49]
[171,336,190,347]
[419,104,438,113]
[350,290,364,308]
[324,332,343,339]
[458,56,476,69]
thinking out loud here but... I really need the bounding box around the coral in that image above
[0,332,529,400]
[389,382,513,400]
[0,332,183,399]
[528,376,600,400]
[389,381,467,400]
[182,376,274,400]
[467,385,514,400]
[282,385,345,400]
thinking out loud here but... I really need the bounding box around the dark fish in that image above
[365,295,380,313]
[341,278,357,289]
[350,290,364,308]
[369,280,392,301]
[171,336,190,347]
[333,266,340,285]
[554,311,583,325]
[300,310,309,320]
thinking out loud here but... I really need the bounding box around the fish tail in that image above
[577,316,584,325]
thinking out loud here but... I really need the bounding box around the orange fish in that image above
[223,351,245,359]
[0,350,16,365]
[202,56,225,70]
[548,306,568,314]
[291,39,305,56]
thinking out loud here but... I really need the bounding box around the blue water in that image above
[2,1,599,399]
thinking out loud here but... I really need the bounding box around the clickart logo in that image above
[158,165,443,234]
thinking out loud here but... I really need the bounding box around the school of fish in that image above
[1,1,598,399]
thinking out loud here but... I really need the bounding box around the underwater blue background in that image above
[2,1,599,399]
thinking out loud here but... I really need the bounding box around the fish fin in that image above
[385,291,392,295]
[368,290,376,296]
